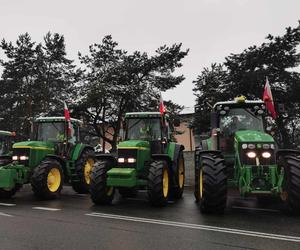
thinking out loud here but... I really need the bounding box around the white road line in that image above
[32,207,61,211]
[0,212,13,217]
[86,212,300,243]
[0,203,16,207]
[231,206,280,213]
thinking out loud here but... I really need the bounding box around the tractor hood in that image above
[235,130,274,143]
[118,140,150,149]
[13,141,55,150]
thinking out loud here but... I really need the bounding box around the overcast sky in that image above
[0,0,299,109]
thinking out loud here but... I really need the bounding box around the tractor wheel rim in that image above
[84,158,94,185]
[163,168,169,198]
[199,169,203,198]
[178,158,184,188]
[47,168,61,192]
[106,187,113,196]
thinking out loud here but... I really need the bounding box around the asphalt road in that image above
[0,185,299,250]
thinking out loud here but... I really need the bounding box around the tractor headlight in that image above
[12,155,18,161]
[127,158,136,163]
[263,144,270,149]
[262,152,271,158]
[247,151,257,158]
[19,155,29,161]
[118,158,125,163]
[242,144,248,149]
[248,144,256,149]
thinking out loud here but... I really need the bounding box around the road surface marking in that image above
[0,203,16,207]
[0,212,13,217]
[32,207,61,211]
[86,212,300,243]
[231,206,280,213]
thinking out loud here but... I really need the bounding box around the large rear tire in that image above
[90,160,115,205]
[31,159,64,200]
[170,151,185,199]
[196,153,227,214]
[148,160,170,206]
[280,153,300,214]
[71,149,95,194]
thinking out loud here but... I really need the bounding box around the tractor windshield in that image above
[220,108,264,136]
[35,122,65,142]
[126,118,161,141]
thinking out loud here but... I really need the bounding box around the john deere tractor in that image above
[0,117,95,199]
[194,96,300,214]
[0,130,16,166]
[90,112,185,206]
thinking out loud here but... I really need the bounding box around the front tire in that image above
[31,159,64,200]
[148,160,170,206]
[196,153,227,214]
[90,160,115,205]
[72,149,95,194]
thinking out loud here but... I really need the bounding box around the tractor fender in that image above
[72,144,94,161]
[95,153,117,166]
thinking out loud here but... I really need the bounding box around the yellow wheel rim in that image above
[47,168,61,192]
[163,168,169,198]
[84,158,94,185]
[199,169,203,198]
[178,157,184,188]
[106,187,113,196]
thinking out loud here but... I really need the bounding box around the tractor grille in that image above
[12,148,30,165]
[117,149,137,168]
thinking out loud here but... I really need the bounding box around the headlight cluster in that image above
[246,151,271,159]
[242,143,275,150]
[12,155,29,161]
[118,157,136,163]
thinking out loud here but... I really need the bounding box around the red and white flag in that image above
[159,93,166,114]
[263,77,277,119]
[63,101,72,136]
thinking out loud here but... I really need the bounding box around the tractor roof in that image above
[213,97,265,110]
[35,116,83,124]
[125,112,162,118]
[0,130,16,137]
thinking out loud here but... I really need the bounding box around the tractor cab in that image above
[213,97,267,155]
[124,112,170,154]
[32,117,82,157]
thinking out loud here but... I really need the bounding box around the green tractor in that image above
[194,96,300,214]
[0,130,17,166]
[90,112,185,206]
[0,117,95,199]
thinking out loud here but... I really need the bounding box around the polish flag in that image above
[159,93,166,114]
[263,78,277,119]
[63,101,72,136]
